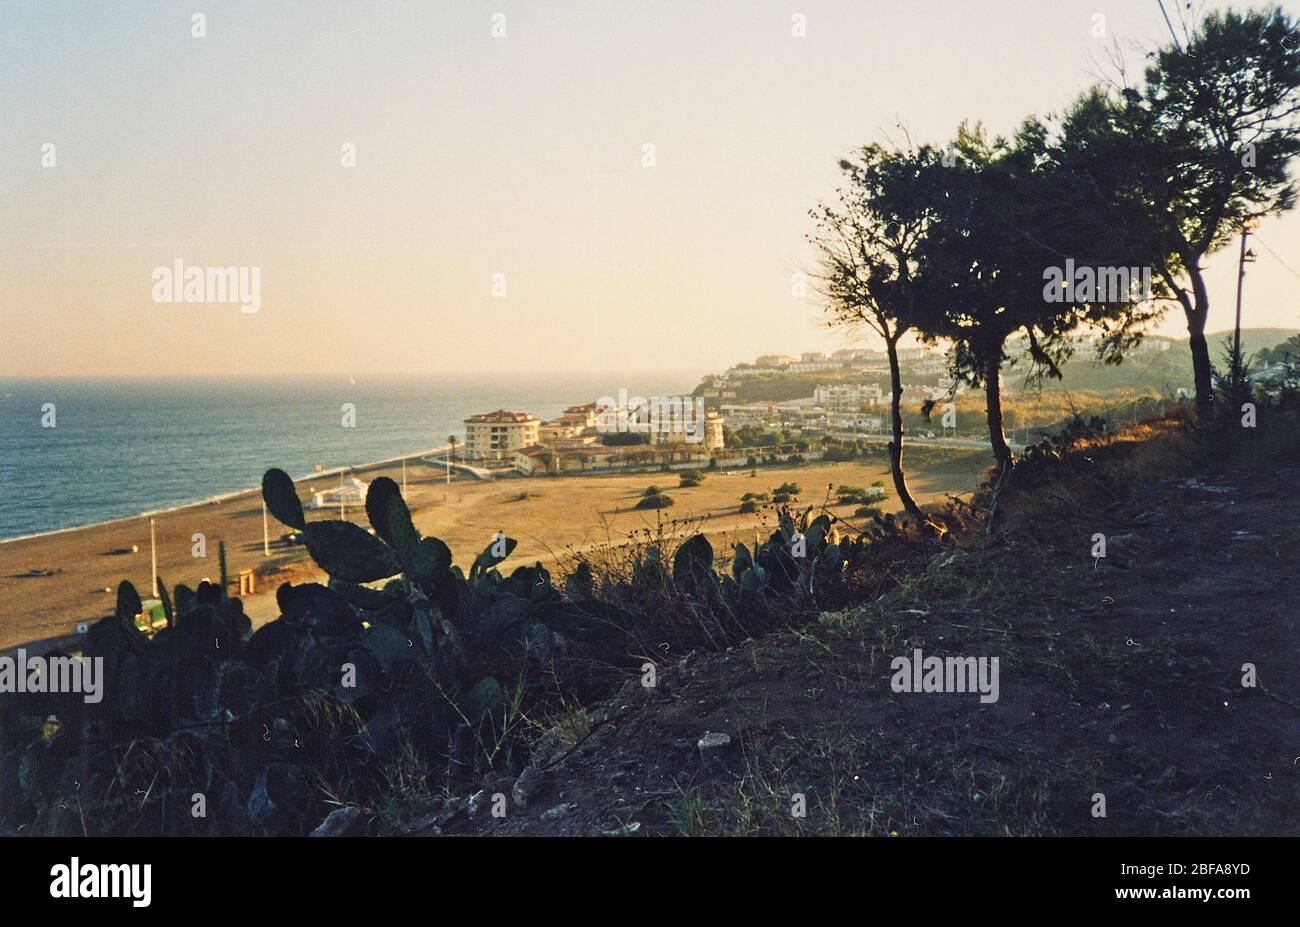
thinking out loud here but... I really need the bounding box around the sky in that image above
[2,0,1299,379]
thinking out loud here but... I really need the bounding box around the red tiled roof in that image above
[466,409,538,424]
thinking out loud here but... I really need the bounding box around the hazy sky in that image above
[3,0,1299,378]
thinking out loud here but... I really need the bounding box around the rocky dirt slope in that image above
[418,452,1298,836]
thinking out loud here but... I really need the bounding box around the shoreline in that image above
[0,444,456,547]
[0,452,988,653]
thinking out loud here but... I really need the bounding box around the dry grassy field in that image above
[0,449,989,651]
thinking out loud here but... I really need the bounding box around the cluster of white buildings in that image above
[455,345,973,475]
[720,378,965,439]
[462,400,725,476]
[812,383,885,411]
[704,346,950,390]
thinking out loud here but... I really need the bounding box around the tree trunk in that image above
[885,336,925,524]
[1184,263,1214,412]
[984,354,1014,471]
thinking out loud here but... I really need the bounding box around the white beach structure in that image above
[307,476,370,510]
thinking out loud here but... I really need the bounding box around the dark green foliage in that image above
[471,535,517,578]
[156,578,173,628]
[838,485,886,507]
[636,492,673,510]
[3,463,921,836]
[364,477,412,548]
[115,580,141,623]
[303,521,403,583]
[678,469,705,488]
[673,533,713,580]
[261,468,306,529]
[599,432,648,446]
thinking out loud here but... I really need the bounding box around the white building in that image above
[828,413,883,433]
[307,477,370,510]
[463,410,541,461]
[813,383,884,411]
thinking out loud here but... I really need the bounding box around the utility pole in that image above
[150,518,158,597]
[262,500,270,556]
[1232,217,1259,383]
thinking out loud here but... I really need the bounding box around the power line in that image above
[1252,235,1300,283]
[1156,0,1182,49]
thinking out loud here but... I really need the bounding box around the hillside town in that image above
[460,401,726,476]
[454,334,1200,478]
[460,353,961,477]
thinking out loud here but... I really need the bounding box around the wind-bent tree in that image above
[807,143,946,527]
[921,118,1156,470]
[919,122,1057,471]
[1111,6,1300,411]
[1045,87,1172,362]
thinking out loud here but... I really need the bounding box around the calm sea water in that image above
[0,373,698,541]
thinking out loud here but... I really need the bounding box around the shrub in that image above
[600,432,648,446]
[836,485,885,507]
[636,492,674,510]
[679,469,705,488]
[774,482,801,496]
[5,464,914,838]
[739,500,759,514]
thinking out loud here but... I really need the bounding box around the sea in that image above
[0,373,700,542]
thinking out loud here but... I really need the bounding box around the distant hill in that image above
[1205,327,1299,356]
[1029,327,1299,395]
[700,328,1299,402]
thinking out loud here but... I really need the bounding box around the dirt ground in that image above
[435,458,1300,837]
[0,450,987,652]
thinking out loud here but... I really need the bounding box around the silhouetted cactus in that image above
[0,465,891,836]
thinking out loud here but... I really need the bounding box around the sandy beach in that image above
[0,451,987,653]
